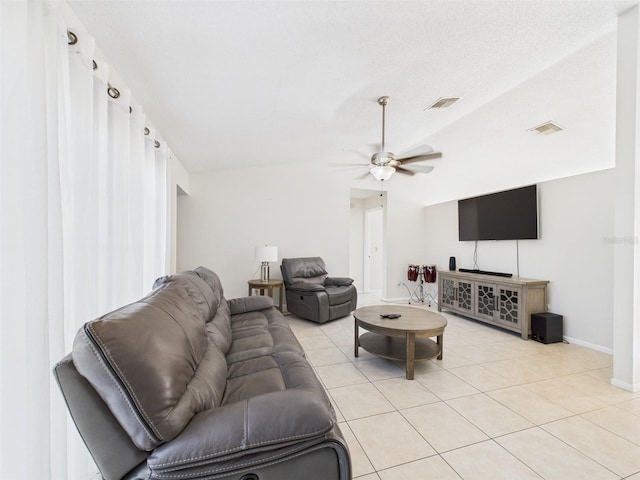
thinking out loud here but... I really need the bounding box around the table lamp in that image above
[254,245,278,281]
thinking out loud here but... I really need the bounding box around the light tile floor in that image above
[285,293,640,480]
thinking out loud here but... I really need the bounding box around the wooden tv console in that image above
[438,271,548,339]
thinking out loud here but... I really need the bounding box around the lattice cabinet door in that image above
[455,280,474,315]
[440,277,456,310]
[497,286,521,327]
[475,282,497,321]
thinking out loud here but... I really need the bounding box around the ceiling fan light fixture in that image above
[371,151,396,166]
[370,165,395,182]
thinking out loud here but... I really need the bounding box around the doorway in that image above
[363,207,383,292]
[349,188,386,296]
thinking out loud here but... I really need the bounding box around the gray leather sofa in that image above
[53,267,351,480]
[280,257,357,324]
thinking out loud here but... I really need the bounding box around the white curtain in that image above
[0,1,171,478]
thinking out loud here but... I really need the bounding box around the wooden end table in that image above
[248,279,284,312]
[354,305,447,380]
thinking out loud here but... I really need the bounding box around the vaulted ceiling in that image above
[68,0,635,202]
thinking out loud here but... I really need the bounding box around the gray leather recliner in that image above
[280,257,357,323]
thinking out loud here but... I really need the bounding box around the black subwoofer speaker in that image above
[531,312,563,344]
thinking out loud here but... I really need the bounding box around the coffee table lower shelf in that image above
[358,332,441,377]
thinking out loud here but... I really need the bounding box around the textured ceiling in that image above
[67,0,633,190]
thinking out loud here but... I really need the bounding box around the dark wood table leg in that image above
[406,332,415,380]
[437,333,443,360]
[354,319,359,357]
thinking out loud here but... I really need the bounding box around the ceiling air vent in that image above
[528,121,563,135]
[425,97,461,110]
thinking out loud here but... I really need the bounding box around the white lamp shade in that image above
[370,165,395,181]
[254,245,278,262]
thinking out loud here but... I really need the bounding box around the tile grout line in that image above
[288,294,640,480]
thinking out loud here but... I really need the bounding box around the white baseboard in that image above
[562,336,613,355]
[380,296,410,303]
[611,378,640,392]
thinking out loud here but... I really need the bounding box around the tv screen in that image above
[458,185,538,241]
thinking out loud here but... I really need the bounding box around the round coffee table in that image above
[354,305,447,380]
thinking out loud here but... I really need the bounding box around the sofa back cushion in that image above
[281,257,328,286]
[194,267,225,312]
[73,275,228,451]
[153,270,217,320]
[155,268,232,354]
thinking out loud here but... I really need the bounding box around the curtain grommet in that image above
[67,30,78,46]
[107,84,120,99]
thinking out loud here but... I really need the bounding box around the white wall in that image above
[612,5,640,391]
[424,169,615,351]
[177,162,352,299]
[169,155,190,272]
[349,198,365,289]
[383,195,428,301]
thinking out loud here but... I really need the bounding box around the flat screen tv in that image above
[458,185,538,241]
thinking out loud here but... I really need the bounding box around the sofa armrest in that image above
[228,296,274,314]
[287,282,326,293]
[324,277,354,287]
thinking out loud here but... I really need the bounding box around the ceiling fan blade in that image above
[355,171,372,180]
[395,144,435,160]
[398,164,435,175]
[395,167,416,176]
[399,152,443,164]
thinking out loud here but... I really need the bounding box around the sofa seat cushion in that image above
[223,300,307,405]
[223,356,286,405]
[326,285,355,306]
[226,311,273,365]
[147,352,336,479]
[226,304,303,365]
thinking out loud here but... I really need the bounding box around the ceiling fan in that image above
[361,96,442,182]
